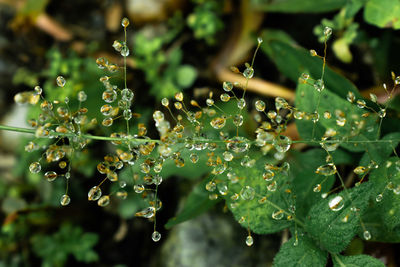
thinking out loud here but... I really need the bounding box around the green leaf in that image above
[260,38,360,98]
[165,176,220,228]
[332,254,385,267]
[359,132,400,166]
[367,158,400,235]
[224,160,292,234]
[252,0,346,13]
[291,148,354,218]
[305,182,373,253]
[175,65,198,88]
[273,235,328,267]
[295,83,377,152]
[364,0,400,30]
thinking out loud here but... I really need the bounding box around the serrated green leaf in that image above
[364,0,400,30]
[359,132,400,166]
[295,83,377,152]
[260,38,360,98]
[291,148,354,218]
[305,182,373,253]
[273,235,327,267]
[367,158,400,234]
[252,0,346,13]
[224,160,292,234]
[332,254,385,267]
[165,176,220,229]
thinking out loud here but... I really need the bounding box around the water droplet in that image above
[353,166,367,175]
[316,163,337,176]
[220,93,230,102]
[210,117,226,129]
[346,91,355,103]
[336,117,346,127]
[267,181,277,192]
[97,195,110,207]
[226,137,251,153]
[96,57,108,69]
[240,186,255,200]
[314,79,325,92]
[378,108,386,118]
[102,117,113,127]
[245,235,253,246]
[34,85,42,95]
[313,184,321,192]
[135,207,155,218]
[263,170,274,181]
[272,210,284,220]
[222,151,233,161]
[116,190,128,199]
[243,67,254,79]
[329,196,344,211]
[217,182,228,195]
[237,98,246,109]
[272,135,291,153]
[223,81,233,92]
[375,194,383,202]
[77,91,87,102]
[88,186,102,201]
[102,90,117,103]
[206,98,214,106]
[44,171,58,182]
[121,88,134,102]
[134,184,145,193]
[206,181,216,192]
[320,137,340,152]
[209,194,218,200]
[120,46,129,57]
[233,114,244,127]
[369,93,378,103]
[152,231,161,242]
[323,111,331,119]
[112,40,123,52]
[294,111,304,120]
[363,230,371,240]
[356,99,366,109]
[123,109,132,121]
[29,162,41,173]
[275,97,288,110]
[121,17,130,27]
[56,76,66,87]
[324,26,332,36]
[255,100,266,112]
[60,194,70,206]
[310,49,318,57]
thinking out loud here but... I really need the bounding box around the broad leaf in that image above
[252,0,346,13]
[260,38,360,98]
[332,254,385,267]
[305,182,373,253]
[225,160,292,234]
[359,132,400,166]
[291,148,354,218]
[165,176,220,228]
[295,83,377,152]
[273,235,327,267]
[364,0,400,30]
[367,158,400,234]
